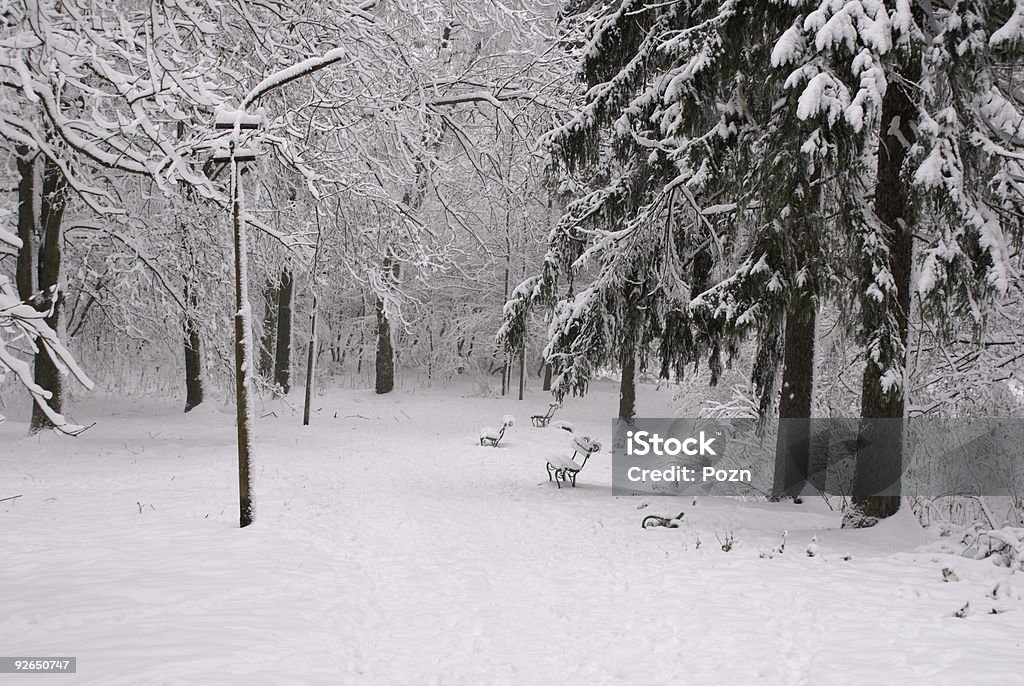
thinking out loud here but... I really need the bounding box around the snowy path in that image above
[1,382,1022,684]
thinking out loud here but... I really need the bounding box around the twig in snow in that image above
[0,494,23,503]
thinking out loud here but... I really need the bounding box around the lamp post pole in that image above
[214,128,259,529]
[229,142,254,527]
[213,48,346,528]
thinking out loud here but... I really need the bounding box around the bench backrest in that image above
[572,436,600,455]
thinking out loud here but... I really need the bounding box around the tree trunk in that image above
[771,307,816,499]
[518,345,526,400]
[29,159,68,434]
[849,61,919,524]
[375,295,395,393]
[15,146,35,301]
[618,339,637,420]
[303,294,318,426]
[543,363,553,392]
[183,324,203,412]
[303,340,315,425]
[258,281,279,378]
[273,269,293,394]
[183,282,204,413]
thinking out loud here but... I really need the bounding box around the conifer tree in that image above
[502,1,1022,524]
[773,0,1024,522]
[499,1,836,477]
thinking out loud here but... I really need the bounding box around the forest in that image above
[2,1,1024,683]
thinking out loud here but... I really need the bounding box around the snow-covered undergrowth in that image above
[2,381,1022,685]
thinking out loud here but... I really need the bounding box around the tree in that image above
[273,268,293,394]
[0,229,92,433]
[262,0,563,396]
[500,0,829,431]
[774,0,1024,523]
[504,1,1023,524]
[1,0,230,429]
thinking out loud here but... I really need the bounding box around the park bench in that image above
[531,401,561,427]
[546,435,601,488]
[480,415,514,447]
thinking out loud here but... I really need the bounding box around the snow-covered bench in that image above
[546,435,601,488]
[480,415,514,447]
[531,401,561,427]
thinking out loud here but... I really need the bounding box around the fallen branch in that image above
[0,494,23,503]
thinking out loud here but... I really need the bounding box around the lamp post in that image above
[212,119,260,528]
[211,48,346,528]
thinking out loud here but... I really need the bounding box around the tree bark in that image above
[543,362,552,392]
[303,291,318,426]
[273,268,293,393]
[850,61,919,524]
[771,307,816,499]
[618,338,637,420]
[303,339,315,425]
[15,146,35,301]
[258,281,279,379]
[303,341,315,424]
[183,283,204,413]
[518,345,526,400]
[29,159,68,434]
[374,253,400,394]
[374,295,395,393]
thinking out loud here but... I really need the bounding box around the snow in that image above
[804,0,893,55]
[892,0,916,39]
[991,0,1024,46]
[0,227,22,253]
[770,24,805,67]
[846,49,886,131]
[2,381,1022,684]
[241,48,347,107]
[213,106,265,131]
[796,72,850,124]
[0,278,93,432]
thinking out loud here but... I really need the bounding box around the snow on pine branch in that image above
[990,0,1024,46]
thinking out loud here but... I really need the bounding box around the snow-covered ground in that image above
[1,381,1022,685]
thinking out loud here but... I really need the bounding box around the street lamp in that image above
[210,48,346,528]
[212,111,263,528]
